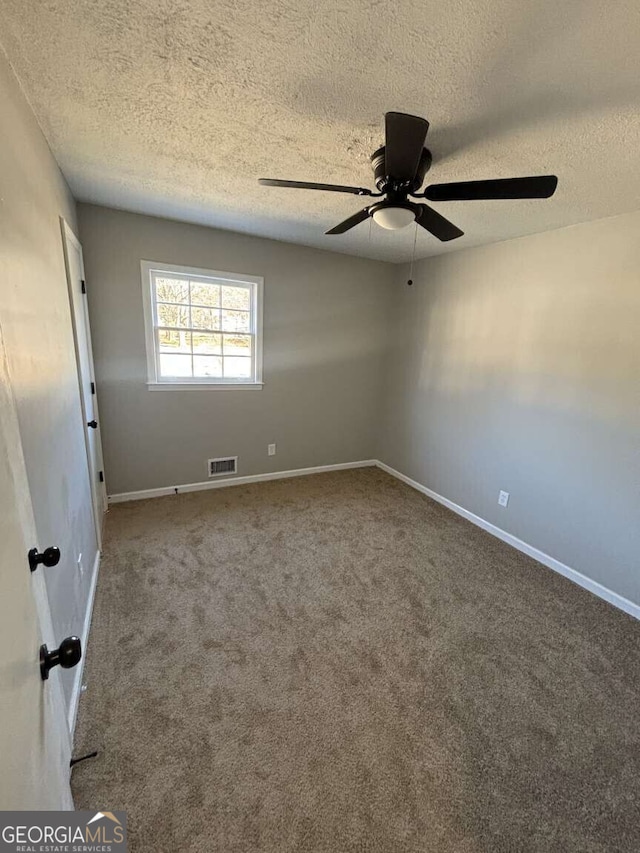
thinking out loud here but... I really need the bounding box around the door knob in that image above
[28,546,61,573]
[87,419,98,429]
[40,636,82,680]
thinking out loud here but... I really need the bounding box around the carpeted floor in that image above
[72,468,640,852]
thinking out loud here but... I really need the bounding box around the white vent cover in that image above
[208,456,238,477]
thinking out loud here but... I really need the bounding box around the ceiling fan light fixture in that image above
[372,206,416,230]
[373,205,416,231]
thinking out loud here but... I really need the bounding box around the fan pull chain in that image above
[407,221,418,285]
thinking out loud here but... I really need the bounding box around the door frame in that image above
[60,219,107,547]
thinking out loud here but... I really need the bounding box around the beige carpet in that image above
[72,468,640,852]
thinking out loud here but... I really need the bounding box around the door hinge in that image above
[90,381,96,395]
[81,279,86,294]
[99,471,104,482]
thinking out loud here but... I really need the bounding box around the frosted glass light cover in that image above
[372,207,416,230]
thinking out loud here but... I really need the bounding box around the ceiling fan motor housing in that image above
[370,146,432,193]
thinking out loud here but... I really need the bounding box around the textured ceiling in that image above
[1,0,639,262]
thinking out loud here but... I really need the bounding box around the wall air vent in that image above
[208,456,238,477]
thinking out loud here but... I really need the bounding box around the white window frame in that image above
[141,260,264,390]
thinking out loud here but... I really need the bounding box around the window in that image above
[141,261,263,389]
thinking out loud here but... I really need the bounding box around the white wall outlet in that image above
[498,490,510,508]
[268,443,276,456]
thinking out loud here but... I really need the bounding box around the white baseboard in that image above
[375,461,640,622]
[68,548,101,736]
[108,460,377,504]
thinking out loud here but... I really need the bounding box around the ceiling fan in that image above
[259,112,558,242]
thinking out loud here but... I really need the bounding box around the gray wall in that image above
[80,202,640,607]
[78,204,394,494]
[379,212,640,605]
[0,49,98,706]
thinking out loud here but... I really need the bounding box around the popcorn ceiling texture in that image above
[1,0,639,262]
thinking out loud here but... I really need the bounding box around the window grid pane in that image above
[193,355,223,378]
[192,332,222,354]
[191,306,221,331]
[221,285,251,310]
[155,278,189,303]
[189,281,221,307]
[157,303,190,329]
[158,329,192,354]
[223,356,252,378]
[159,353,192,378]
[153,272,256,382]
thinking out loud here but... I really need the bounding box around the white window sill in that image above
[147,382,263,391]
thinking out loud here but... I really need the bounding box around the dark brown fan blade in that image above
[384,112,429,183]
[325,207,371,235]
[425,175,558,201]
[259,178,372,196]
[416,204,464,242]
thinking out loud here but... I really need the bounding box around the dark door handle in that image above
[28,546,61,573]
[40,636,82,680]
[87,420,98,429]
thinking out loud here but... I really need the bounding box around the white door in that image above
[61,220,107,547]
[0,325,73,809]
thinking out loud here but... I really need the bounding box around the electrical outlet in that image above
[498,490,510,508]
[268,443,276,456]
